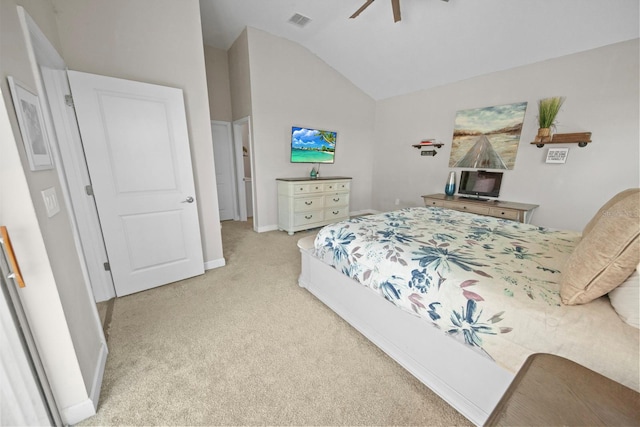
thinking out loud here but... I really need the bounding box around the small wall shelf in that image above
[412,143,444,149]
[531,132,592,148]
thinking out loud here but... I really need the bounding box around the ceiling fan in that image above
[350,0,449,23]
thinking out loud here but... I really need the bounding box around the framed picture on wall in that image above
[546,147,569,164]
[448,101,528,170]
[7,76,54,171]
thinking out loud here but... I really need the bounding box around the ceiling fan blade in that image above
[391,0,401,22]
[350,0,375,19]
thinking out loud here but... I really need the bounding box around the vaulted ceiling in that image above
[199,0,639,100]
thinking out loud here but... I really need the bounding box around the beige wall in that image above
[244,27,376,231]
[52,0,224,265]
[204,45,232,122]
[224,27,637,232]
[373,39,640,231]
[0,0,96,421]
[228,28,252,121]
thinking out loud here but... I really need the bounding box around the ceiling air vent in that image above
[288,13,311,28]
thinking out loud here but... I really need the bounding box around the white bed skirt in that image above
[298,235,514,426]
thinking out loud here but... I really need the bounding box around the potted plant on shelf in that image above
[537,96,565,142]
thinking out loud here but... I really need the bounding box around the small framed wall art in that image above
[7,76,54,171]
[546,147,569,164]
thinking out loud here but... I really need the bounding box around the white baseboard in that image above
[60,343,108,424]
[89,342,108,410]
[204,258,226,270]
[61,397,96,426]
[257,224,279,233]
[351,209,380,216]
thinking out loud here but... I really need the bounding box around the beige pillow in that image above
[608,265,639,328]
[560,189,640,305]
[583,188,640,236]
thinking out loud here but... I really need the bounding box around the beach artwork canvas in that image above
[290,126,337,164]
[448,102,528,170]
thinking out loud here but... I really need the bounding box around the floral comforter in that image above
[313,207,639,390]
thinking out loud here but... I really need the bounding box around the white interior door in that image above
[211,121,237,221]
[67,71,204,297]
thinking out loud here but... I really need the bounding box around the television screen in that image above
[459,170,503,199]
[290,126,336,164]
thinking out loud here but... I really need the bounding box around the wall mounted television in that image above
[290,126,336,164]
[458,170,503,200]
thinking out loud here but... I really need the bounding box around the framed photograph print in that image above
[546,147,569,164]
[448,101,528,170]
[7,76,54,171]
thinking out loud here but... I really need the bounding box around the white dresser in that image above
[277,177,352,235]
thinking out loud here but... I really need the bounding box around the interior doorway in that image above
[211,121,237,221]
[233,117,255,227]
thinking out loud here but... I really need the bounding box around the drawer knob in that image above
[305,201,313,205]
[305,215,313,219]
[333,198,340,202]
[332,210,339,215]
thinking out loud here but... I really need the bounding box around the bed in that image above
[297,191,639,426]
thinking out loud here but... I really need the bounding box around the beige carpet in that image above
[81,220,471,426]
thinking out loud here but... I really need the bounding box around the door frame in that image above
[211,120,239,221]
[41,69,116,302]
[18,9,116,303]
[232,116,256,228]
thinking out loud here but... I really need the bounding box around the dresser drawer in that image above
[324,207,349,222]
[308,182,324,193]
[294,210,323,226]
[294,196,323,212]
[324,181,350,192]
[293,182,324,194]
[489,207,520,221]
[325,193,349,208]
[424,198,444,207]
[444,201,490,215]
[293,184,310,194]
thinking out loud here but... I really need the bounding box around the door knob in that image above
[182,196,194,203]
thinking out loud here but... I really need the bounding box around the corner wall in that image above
[244,27,376,230]
[373,39,640,231]
[204,45,232,122]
